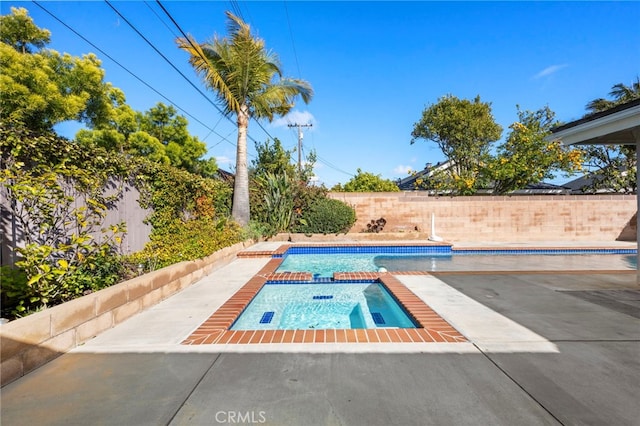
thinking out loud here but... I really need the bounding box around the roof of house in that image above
[550,98,640,146]
[396,161,453,190]
[216,168,234,182]
[396,162,570,194]
[552,98,640,133]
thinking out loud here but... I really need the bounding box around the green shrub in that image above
[126,217,243,270]
[293,198,356,234]
[0,249,123,320]
[332,168,400,192]
[134,160,232,231]
[251,172,294,236]
[242,220,271,241]
[290,182,327,231]
[1,130,128,318]
[0,266,28,318]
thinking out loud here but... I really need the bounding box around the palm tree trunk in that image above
[232,105,250,226]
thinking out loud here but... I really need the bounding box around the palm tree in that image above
[177,12,313,226]
[609,77,640,103]
[586,77,640,113]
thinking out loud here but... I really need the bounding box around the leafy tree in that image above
[486,106,583,194]
[177,12,313,226]
[78,101,217,177]
[138,103,209,173]
[580,145,636,194]
[128,131,171,165]
[0,8,215,177]
[0,7,50,54]
[250,136,317,181]
[192,157,220,179]
[0,8,114,132]
[582,78,640,193]
[251,138,297,179]
[332,168,400,192]
[411,95,502,194]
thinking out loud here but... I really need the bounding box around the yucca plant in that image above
[258,171,294,234]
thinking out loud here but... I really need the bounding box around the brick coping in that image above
[182,256,466,345]
[183,242,634,345]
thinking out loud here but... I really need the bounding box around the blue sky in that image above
[4,1,639,187]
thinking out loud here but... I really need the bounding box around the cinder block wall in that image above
[328,193,637,242]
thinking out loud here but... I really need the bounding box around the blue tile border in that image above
[279,245,453,256]
[275,245,636,258]
[266,279,379,285]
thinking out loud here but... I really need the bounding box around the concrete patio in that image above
[1,241,639,425]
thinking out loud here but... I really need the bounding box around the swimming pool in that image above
[276,247,636,276]
[183,243,632,345]
[230,281,417,330]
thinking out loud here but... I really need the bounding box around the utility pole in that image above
[288,123,312,173]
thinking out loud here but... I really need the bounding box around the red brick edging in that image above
[182,247,466,345]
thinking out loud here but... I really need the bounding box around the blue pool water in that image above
[230,282,417,330]
[277,250,636,277]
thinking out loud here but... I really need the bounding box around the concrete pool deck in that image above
[1,241,639,425]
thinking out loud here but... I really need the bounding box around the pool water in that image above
[277,252,636,276]
[277,254,382,277]
[230,282,417,330]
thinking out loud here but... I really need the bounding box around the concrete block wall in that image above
[328,193,637,242]
[0,241,252,387]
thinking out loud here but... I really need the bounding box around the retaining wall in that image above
[0,241,252,387]
[328,193,637,242]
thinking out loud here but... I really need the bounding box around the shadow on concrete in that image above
[617,211,637,241]
[0,335,63,387]
[2,272,639,426]
[1,348,640,426]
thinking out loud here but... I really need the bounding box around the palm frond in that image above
[177,11,312,123]
[251,79,313,121]
[585,98,614,113]
[176,36,239,114]
[608,77,640,103]
[609,83,635,102]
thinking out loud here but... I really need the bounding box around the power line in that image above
[316,155,355,177]
[154,0,272,144]
[283,0,302,78]
[156,0,354,177]
[31,1,237,151]
[105,0,259,156]
[228,0,244,21]
[104,1,228,123]
[143,1,179,39]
